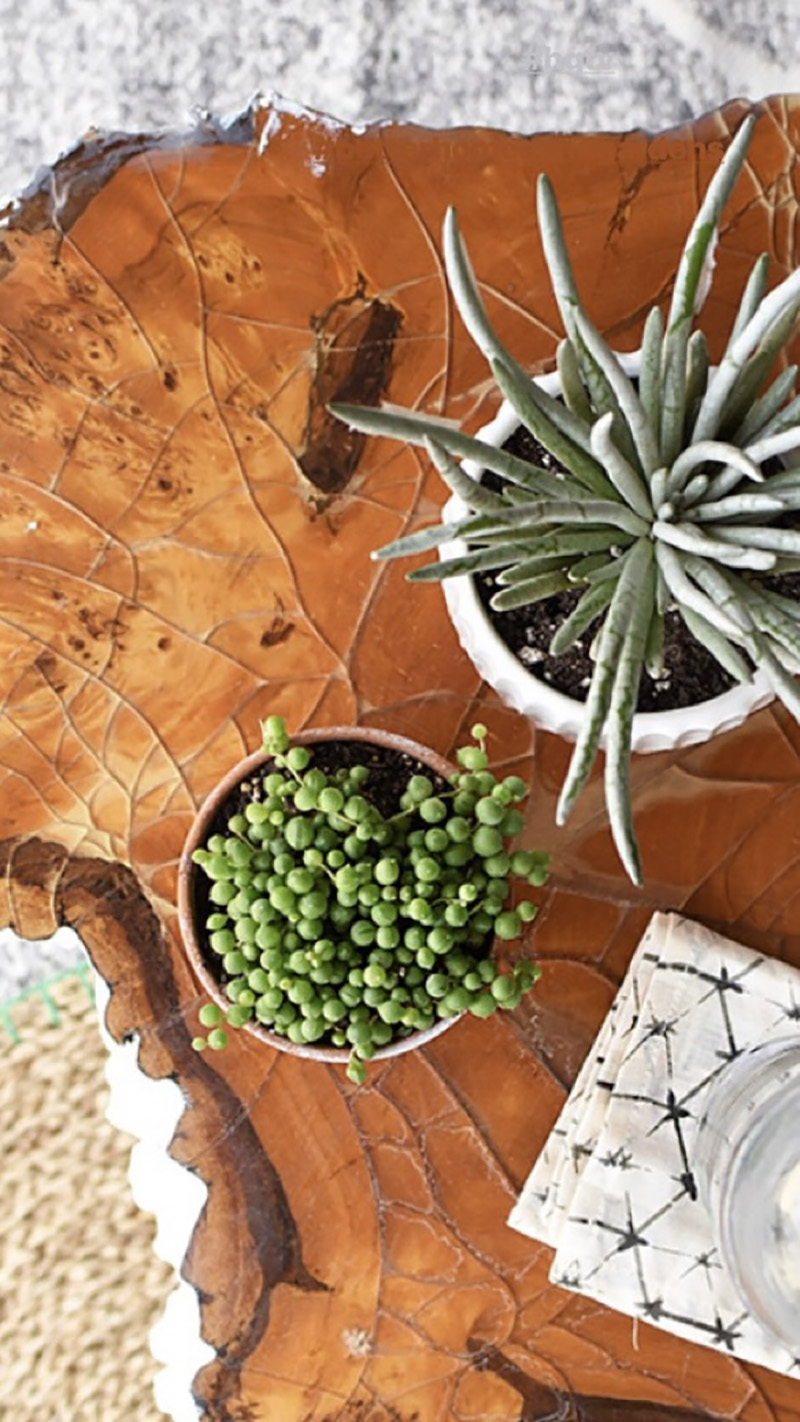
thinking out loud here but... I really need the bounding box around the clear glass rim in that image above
[697,1041,800,1350]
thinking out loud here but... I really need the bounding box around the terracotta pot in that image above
[177,725,463,1064]
[440,353,774,754]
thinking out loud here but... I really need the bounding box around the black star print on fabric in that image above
[657,955,764,1061]
[613,1087,698,1201]
[553,1262,583,1289]
[682,1249,723,1281]
[570,1141,594,1170]
[527,927,800,1372]
[709,1314,745,1349]
[571,1195,650,1256]
[599,1146,634,1171]
[625,1013,681,1076]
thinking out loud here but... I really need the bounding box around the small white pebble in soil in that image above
[342,1327,372,1357]
[26,520,38,530]
[519,646,546,666]
[579,676,591,689]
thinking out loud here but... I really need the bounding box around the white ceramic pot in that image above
[440,354,774,754]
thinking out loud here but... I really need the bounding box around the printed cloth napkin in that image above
[509,911,800,1374]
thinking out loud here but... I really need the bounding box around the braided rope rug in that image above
[0,964,174,1421]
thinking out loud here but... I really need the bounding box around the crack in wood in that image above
[299,278,403,499]
[467,1340,716,1421]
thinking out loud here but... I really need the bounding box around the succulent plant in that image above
[189,716,546,1083]
[331,115,800,885]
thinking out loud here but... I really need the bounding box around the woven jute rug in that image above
[0,964,174,1421]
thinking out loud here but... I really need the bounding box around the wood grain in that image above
[2,95,800,1420]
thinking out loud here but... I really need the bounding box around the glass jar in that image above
[696,1038,800,1351]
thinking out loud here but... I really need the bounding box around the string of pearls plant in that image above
[190,716,546,1082]
[331,114,800,884]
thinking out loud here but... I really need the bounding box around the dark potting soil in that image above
[192,738,450,983]
[473,424,800,713]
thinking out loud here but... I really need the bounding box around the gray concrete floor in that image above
[0,0,798,989]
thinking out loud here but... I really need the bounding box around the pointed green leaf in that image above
[750,390,800,443]
[573,309,659,476]
[406,543,539,581]
[423,438,508,512]
[685,329,710,419]
[746,426,800,464]
[644,604,665,679]
[536,174,582,344]
[694,274,800,440]
[497,552,578,584]
[490,570,573,610]
[667,113,755,329]
[549,580,616,654]
[659,318,691,464]
[717,302,800,437]
[556,338,593,421]
[730,252,770,342]
[329,400,587,500]
[373,513,500,561]
[490,357,615,497]
[681,607,752,683]
[655,542,744,641]
[590,411,653,518]
[638,306,663,445]
[654,518,776,569]
[732,365,798,445]
[665,440,762,499]
[557,539,651,831]
[605,547,655,884]
[441,208,534,390]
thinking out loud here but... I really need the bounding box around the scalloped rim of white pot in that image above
[440,353,774,755]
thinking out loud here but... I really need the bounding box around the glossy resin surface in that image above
[2,95,800,1420]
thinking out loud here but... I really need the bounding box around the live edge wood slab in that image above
[2,94,800,1422]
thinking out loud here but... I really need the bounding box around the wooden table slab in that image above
[2,94,800,1421]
